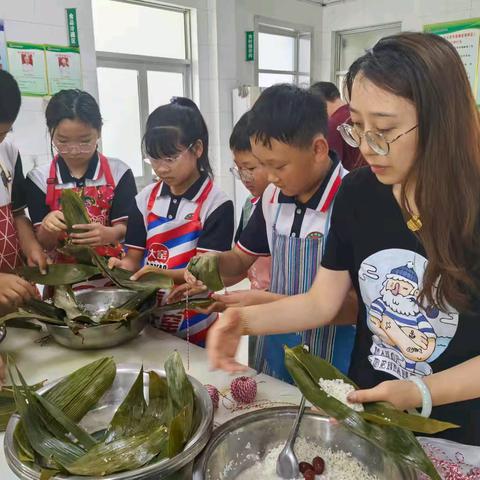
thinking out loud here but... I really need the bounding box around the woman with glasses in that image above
[109,97,234,346]
[25,89,137,288]
[207,32,480,446]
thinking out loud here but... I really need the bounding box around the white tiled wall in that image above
[0,0,98,174]
[318,0,480,81]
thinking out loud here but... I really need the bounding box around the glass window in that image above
[92,0,186,59]
[147,71,184,113]
[259,73,295,88]
[334,24,401,92]
[97,67,143,177]
[258,33,295,71]
[256,21,312,89]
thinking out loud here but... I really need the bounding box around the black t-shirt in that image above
[322,166,480,446]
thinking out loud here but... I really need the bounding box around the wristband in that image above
[408,376,432,418]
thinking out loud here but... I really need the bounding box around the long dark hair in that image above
[45,89,102,156]
[345,32,480,311]
[143,97,213,177]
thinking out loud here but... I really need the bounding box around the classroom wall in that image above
[0,0,98,174]
[318,0,480,82]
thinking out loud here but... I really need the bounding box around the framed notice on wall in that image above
[45,45,82,94]
[0,20,7,71]
[6,42,48,96]
[424,18,480,105]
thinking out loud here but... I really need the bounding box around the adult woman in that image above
[207,32,480,445]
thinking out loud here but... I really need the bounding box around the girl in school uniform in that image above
[25,89,137,287]
[110,97,234,346]
[0,70,42,316]
[208,33,480,447]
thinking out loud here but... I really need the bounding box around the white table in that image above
[0,325,302,479]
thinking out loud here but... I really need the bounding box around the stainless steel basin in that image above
[46,288,149,350]
[193,407,418,479]
[5,364,213,479]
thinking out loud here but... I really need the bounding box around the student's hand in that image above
[0,273,38,314]
[107,256,138,272]
[166,282,208,304]
[25,244,50,275]
[70,223,113,246]
[41,210,67,233]
[184,268,206,289]
[347,379,422,411]
[130,265,163,281]
[211,290,281,308]
[207,307,248,373]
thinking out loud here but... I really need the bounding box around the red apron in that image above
[144,179,217,346]
[0,158,22,273]
[46,152,123,260]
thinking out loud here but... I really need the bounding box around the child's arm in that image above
[13,213,48,273]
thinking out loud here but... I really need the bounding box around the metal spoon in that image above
[276,395,306,478]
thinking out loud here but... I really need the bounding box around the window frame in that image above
[254,16,313,88]
[94,0,193,188]
[332,22,401,95]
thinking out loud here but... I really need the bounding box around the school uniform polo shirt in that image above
[125,174,234,254]
[237,155,345,256]
[0,139,26,212]
[25,152,137,226]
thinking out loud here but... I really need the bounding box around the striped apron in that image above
[252,204,356,383]
[144,179,217,346]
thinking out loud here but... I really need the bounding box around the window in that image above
[255,17,312,89]
[93,0,192,187]
[333,23,401,95]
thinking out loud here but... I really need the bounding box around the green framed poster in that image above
[6,42,48,96]
[424,18,480,105]
[45,45,82,94]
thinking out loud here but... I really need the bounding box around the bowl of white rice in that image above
[192,407,417,480]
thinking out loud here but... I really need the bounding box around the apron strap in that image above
[192,179,213,222]
[45,156,59,210]
[97,152,116,188]
[147,181,163,213]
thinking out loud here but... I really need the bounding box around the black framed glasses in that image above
[337,123,418,155]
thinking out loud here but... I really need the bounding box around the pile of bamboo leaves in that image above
[0,189,216,334]
[9,351,196,478]
[284,345,458,480]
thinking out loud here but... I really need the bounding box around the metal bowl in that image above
[5,364,213,480]
[193,407,417,479]
[46,288,149,350]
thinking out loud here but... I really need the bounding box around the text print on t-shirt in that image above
[358,248,459,379]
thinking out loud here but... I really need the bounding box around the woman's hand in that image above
[207,308,247,373]
[0,273,38,314]
[70,223,114,246]
[347,379,422,411]
[41,210,67,233]
[211,289,282,308]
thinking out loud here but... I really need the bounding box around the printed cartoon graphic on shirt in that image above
[358,248,459,379]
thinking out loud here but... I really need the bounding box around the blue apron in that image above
[252,204,355,383]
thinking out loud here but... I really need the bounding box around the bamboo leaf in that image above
[285,345,441,480]
[0,310,64,326]
[187,255,224,291]
[16,264,99,286]
[103,366,147,443]
[153,297,215,314]
[66,425,168,475]
[60,189,90,233]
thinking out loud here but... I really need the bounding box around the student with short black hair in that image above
[110,97,234,346]
[186,84,357,382]
[310,81,366,171]
[0,70,44,316]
